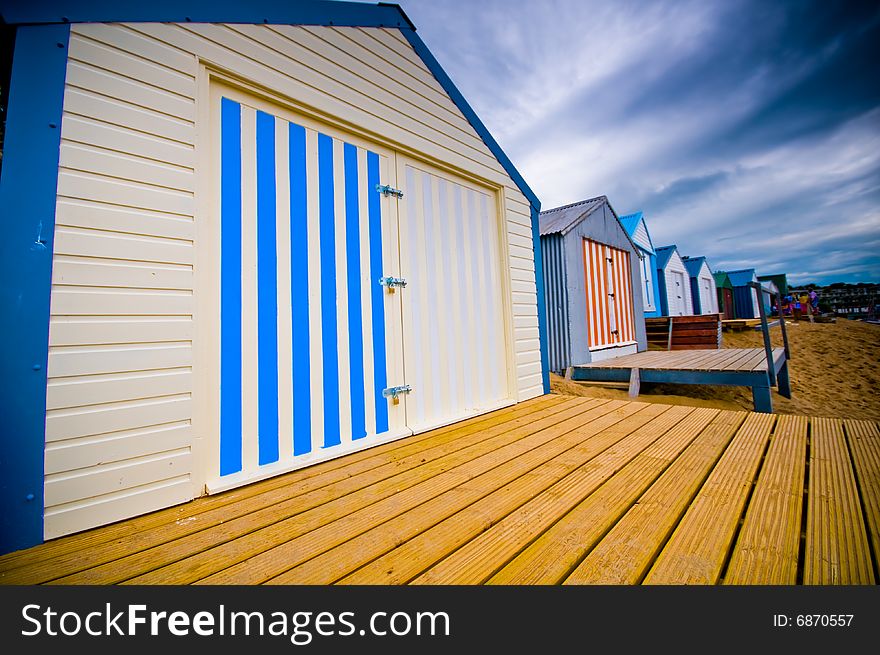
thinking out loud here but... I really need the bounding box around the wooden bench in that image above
[570,347,791,412]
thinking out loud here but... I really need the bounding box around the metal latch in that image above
[376,184,404,199]
[379,276,407,293]
[382,385,412,405]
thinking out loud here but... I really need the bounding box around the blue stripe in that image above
[289,123,311,456]
[256,111,279,466]
[318,133,341,448]
[344,144,367,440]
[0,24,70,554]
[367,151,389,434]
[220,97,242,476]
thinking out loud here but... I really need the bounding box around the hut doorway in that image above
[207,88,511,492]
[583,239,636,352]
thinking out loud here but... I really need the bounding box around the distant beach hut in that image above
[726,269,762,319]
[758,273,788,297]
[761,279,780,316]
[540,196,647,371]
[682,256,719,315]
[620,211,662,318]
[655,245,694,316]
[713,271,736,319]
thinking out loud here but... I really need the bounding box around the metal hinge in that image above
[376,183,404,199]
[382,385,412,403]
[379,276,407,289]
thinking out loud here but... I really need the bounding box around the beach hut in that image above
[682,256,719,315]
[655,245,694,317]
[726,269,762,319]
[540,196,647,372]
[0,1,550,553]
[714,271,736,319]
[758,273,788,297]
[761,279,780,316]
[619,211,662,318]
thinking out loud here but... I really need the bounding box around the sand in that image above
[550,318,880,421]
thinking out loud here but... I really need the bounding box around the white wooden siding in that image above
[45,22,542,539]
[631,218,653,253]
[662,250,694,317]
[696,262,718,315]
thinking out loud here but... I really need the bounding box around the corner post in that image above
[0,24,70,555]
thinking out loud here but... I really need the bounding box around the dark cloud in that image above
[398,0,880,283]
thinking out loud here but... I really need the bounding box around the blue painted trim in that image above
[531,205,551,394]
[219,97,243,477]
[399,27,540,211]
[656,267,669,316]
[0,24,70,555]
[318,133,340,448]
[570,367,767,387]
[344,143,367,441]
[367,151,389,434]
[689,275,701,314]
[288,122,312,456]
[256,110,279,465]
[0,0,415,29]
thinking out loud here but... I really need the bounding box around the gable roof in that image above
[0,0,540,211]
[757,273,789,295]
[538,196,607,236]
[726,268,758,286]
[655,245,679,270]
[618,211,642,236]
[682,256,709,278]
[539,195,640,253]
[713,271,733,289]
[618,211,655,255]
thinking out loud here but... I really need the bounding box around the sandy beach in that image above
[551,317,880,421]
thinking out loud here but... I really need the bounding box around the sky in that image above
[391,0,880,285]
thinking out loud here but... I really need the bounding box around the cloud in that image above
[396,0,880,283]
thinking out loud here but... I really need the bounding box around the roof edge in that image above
[0,0,412,29]
[0,1,539,209]
[399,28,540,209]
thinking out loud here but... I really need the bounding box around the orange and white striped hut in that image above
[539,196,647,373]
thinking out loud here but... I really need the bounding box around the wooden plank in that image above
[742,349,772,372]
[724,415,808,584]
[339,403,674,585]
[45,395,192,443]
[689,349,747,370]
[46,399,580,582]
[272,25,476,145]
[723,349,764,371]
[844,420,880,581]
[0,395,562,581]
[273,401,662,584]
[564,410,748,584]
[803,418,875,584]
[421,407,719,585]
[167,400,613,585]
[642,412,775,584]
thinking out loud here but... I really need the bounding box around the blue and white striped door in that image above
[213,96,406,489]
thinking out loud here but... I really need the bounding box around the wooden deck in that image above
[571,348,790,412]
[0,395,877,586]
